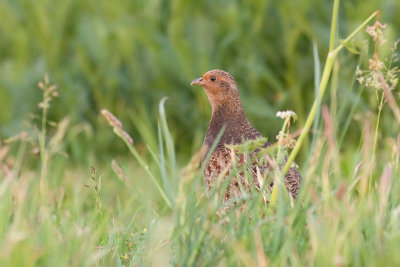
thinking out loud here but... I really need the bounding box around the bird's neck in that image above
[211,103,247,126]
[204,101,256,147]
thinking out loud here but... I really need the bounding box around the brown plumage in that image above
[191,69,301,201]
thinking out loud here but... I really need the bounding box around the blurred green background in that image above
[0,0,399,164]
[1,1,400,265]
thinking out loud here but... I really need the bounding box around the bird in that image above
[190,69,301,202]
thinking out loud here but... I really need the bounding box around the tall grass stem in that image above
[283,8,379,175]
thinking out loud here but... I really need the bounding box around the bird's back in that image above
[203,123,301,201]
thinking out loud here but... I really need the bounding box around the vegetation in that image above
[1,0,400,266]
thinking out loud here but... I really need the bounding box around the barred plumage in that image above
[191,69,301,201]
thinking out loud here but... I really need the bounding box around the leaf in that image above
[339,39,367,54]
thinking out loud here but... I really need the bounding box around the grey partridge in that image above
[191,69,301,201]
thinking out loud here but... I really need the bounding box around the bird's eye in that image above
[210,76,216,81]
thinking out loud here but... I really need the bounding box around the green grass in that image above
[1,0,399,158]
[1,0,400,266]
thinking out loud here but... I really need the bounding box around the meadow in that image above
[1,0,400,266]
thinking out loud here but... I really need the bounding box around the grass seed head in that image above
[101,109,123,129]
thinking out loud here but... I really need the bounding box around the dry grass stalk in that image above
[376,70,400,124]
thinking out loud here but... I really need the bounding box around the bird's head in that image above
[190,69,241,110]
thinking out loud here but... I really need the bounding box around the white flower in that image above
[356,65,363,76]
[276,110,297,121]
[357,76,365,85]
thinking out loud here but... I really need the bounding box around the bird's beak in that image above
[190,77,204,86]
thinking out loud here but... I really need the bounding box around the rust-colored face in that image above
[191,69,240,109]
